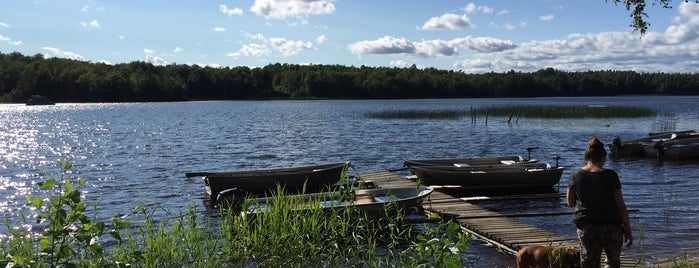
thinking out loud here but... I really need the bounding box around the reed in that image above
[473,105,655,118]
[1,160,473,267]
[365,105,654,120]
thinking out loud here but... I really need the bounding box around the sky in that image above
[1,0,698,73]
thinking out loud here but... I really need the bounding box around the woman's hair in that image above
[584,136,607,164]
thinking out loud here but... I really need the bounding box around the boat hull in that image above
[203,162,349,197]
[404,155,534,167]
[243,186,434,218]
[409,164,564,188]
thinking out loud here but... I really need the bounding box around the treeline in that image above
[1,51,697,103]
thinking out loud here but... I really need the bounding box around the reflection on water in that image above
[1,96,698,265]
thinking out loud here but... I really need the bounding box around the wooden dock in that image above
[358,170,636,267]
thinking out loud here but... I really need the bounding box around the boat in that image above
[220,186,434,218]
[407,162,564,189]
[26,95,55,105]
[404,148,541,168]
[186,162,349,198]
[640,135,699,161]
[609,130,697,160]
[404,155,537,168]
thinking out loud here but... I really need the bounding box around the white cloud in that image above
[144,48,155,55]
[464,3,493,14]
[349,36,415,55]
[251,0,335,19]
[174,47,184,53]
[316,35,327,44]
[0,35,8,42]
[450,36,518,53]
[42,47,84,61]
[117,35,126,40]
[390,60,410,68]
[236,43,270,57]
[540,14,554,21]
[244,32,266,40]
[269,37,314,56]
[0,22,9,28]
[421,13,472,30]
[145,54,167,66]
[220,4,243,17]
[81,20,100,28]
[10,40,22,46]
[214,27,226,32]
[414,40,457,57]
[349,36,516,57]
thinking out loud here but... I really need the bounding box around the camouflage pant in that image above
[576,224,624,268]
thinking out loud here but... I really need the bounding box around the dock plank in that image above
[359,170,636,267]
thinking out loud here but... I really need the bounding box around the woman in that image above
[567,136,633,268]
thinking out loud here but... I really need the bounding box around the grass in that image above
[365,105,655,120]
[1,159,472,267]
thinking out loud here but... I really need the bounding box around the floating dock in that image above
[358,170,636,267]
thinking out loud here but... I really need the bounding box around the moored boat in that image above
[408,162,564,189]
[221,186,434,218]
[187,162,349,198]
[610,130,697,160]
[404,148,541,168]
[404,155,536,168]
[26,95,55,105]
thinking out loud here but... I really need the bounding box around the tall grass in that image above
[474,105,655,118]
[365,105,655,120]
[1,160,472,267]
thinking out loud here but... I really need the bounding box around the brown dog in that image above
[516,245,581,268]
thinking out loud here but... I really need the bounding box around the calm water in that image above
[1,96,698,266]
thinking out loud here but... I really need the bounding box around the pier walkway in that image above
[358,170,636,267]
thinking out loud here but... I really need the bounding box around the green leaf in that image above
[29,196,44,209]
[65,178,73,192]
[39,178,57,189]
[63,160,72,171]
[39,237,52,250]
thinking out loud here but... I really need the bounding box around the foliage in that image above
[1,160,473,267]
[607,0,699,35]
[1,159,130,267]
[1,52,698,103]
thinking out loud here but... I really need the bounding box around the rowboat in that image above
[187,162,349,198]
[404,155,537,168]
[220,186,434,218]
[609,130,697,160]
[404,148,541,168]
[641,136,699,161]
[407,163,564,189]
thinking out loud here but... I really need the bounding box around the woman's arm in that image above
[614,188,633,247]
[566,188,576,207]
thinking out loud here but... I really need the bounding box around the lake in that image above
[1,96,697,266]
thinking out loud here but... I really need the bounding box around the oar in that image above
[185,172,214,177]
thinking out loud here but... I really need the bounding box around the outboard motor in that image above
[612,137,623,150]
[653,140,667,162]
[550,155,561,168]
[216,188,246,210]
[526,147,539,161]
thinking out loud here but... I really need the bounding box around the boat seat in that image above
[500,160,516,165]
[453,163,471,167]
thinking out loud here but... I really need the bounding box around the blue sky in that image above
[1,0,698,73]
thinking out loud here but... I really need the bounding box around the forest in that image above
[1,51,698,103]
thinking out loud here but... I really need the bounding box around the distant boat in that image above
[186,162,349,198]
[26,95,55,105]
[221,186,434,219]
[609,130,698,161]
